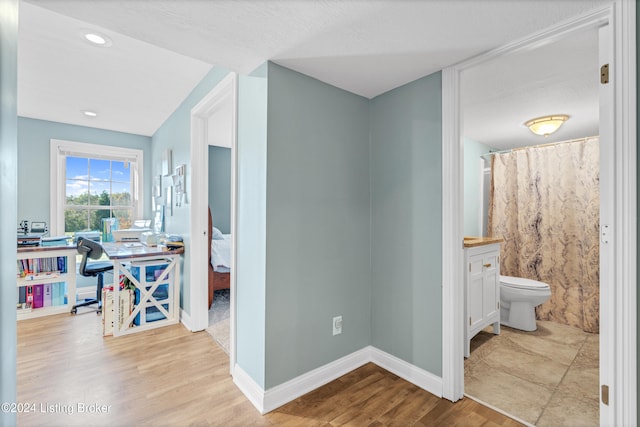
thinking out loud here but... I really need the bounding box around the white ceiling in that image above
[19,0,609,137]
[462,27,600,150]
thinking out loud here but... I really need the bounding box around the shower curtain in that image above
[488,137,599,333]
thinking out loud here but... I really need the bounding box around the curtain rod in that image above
[480,135,599,159]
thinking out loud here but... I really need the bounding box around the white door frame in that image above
[190,72,238,374]
[441,3,636,426]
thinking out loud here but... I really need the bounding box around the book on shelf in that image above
[40,236,69,247]
[26,286,33,307]
[17,255,67,278]
[43,283,52,307]
[52,283,65,306]
[32,284,44,309]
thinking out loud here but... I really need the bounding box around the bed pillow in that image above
[211,226,224,240]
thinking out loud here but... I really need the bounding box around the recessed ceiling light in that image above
[82,110,98,117]
[83,31,112,47]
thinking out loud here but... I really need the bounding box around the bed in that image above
[208,208,231,308]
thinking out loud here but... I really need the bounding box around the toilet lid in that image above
[500,275,550,290]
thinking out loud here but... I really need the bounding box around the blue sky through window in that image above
[66,156,130,197]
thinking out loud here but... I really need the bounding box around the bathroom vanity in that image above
[463,237,502,358]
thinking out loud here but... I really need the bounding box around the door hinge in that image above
[601,64,609,84]
[497,301,500,310]
[469,317,472,326]
[601,384,609,406]
[469,263,471,272]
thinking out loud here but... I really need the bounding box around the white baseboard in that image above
[232,346,443,414]
[233,364,267,414]
[369,347,443,398]
[180,308,193,331]
[262,347,371,413]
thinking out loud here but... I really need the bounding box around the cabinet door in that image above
[482,251,499,319]
[468,254,485,331]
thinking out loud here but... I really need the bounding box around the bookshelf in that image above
[16,246,77,320]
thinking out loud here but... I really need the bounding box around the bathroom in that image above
[461,28,601,426]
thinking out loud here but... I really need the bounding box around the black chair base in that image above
[70,298,102,315]
[70,270,104,315]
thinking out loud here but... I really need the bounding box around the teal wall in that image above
[151,67,230,312]
[236,66,268,387]
[208,146,232,234]
[463,138,494,236]
[263,63,371,388]
[17,117,153,226]
[0,0,18,423]
[369,72,443,376]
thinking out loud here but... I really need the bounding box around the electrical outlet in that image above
[333,315,342,335]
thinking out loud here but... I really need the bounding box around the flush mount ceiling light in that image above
[82,110,97,117]
[524,115,570,137]
[83,31,112,47]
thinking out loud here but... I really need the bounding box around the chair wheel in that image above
[97,309,102,315]
[70,308,77,314]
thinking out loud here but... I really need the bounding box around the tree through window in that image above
[51,139,144,237]
[65,156,133,233]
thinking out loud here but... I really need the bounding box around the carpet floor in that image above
[206,289,230,354]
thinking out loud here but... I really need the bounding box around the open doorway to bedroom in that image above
[189,72,237,373]
[206,145,232,354]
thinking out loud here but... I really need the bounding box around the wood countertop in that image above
[463,236,503,248]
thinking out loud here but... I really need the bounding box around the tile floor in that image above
[464,320,599,426]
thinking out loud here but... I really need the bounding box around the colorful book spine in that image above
[43,284,52,307]
[26,286,33,308]
[32,284,44,309]
[51,283,63,306]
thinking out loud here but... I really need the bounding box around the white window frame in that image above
[50,139,144,236]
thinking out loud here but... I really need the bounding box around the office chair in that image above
[71,237,113,315]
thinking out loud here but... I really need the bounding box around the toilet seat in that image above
[500,275,550,290]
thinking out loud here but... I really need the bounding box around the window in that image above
[51,140,144,236]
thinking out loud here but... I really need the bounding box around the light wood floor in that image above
[17,312,523,426]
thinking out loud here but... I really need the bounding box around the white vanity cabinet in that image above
[464,240,501,358]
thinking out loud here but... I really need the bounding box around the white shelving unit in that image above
[111,254,180,336]
[16,246,77,320]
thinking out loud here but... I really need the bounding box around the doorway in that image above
[206,145,233,354]
[189,72,238,374]
[441,3,637,426]
[461,27,600,426]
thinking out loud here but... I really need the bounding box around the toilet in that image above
[499,275,551,331]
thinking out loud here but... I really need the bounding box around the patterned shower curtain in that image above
[488,137,600,333]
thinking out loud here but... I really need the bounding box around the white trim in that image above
[611,2,637,425]
[263,347,372,413]
[189,72,238,375]
[234,346,442,415]
[369,347,443,398]
[179,307,193,332]
[233,364,266,414]
[441,3,636,425]
[49,139,144,236]
[464,394,534,427]
[441,67,464,402]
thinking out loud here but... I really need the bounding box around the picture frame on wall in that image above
[154,206,164,233]
[162,149,172,176]
[165,186,173,216]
